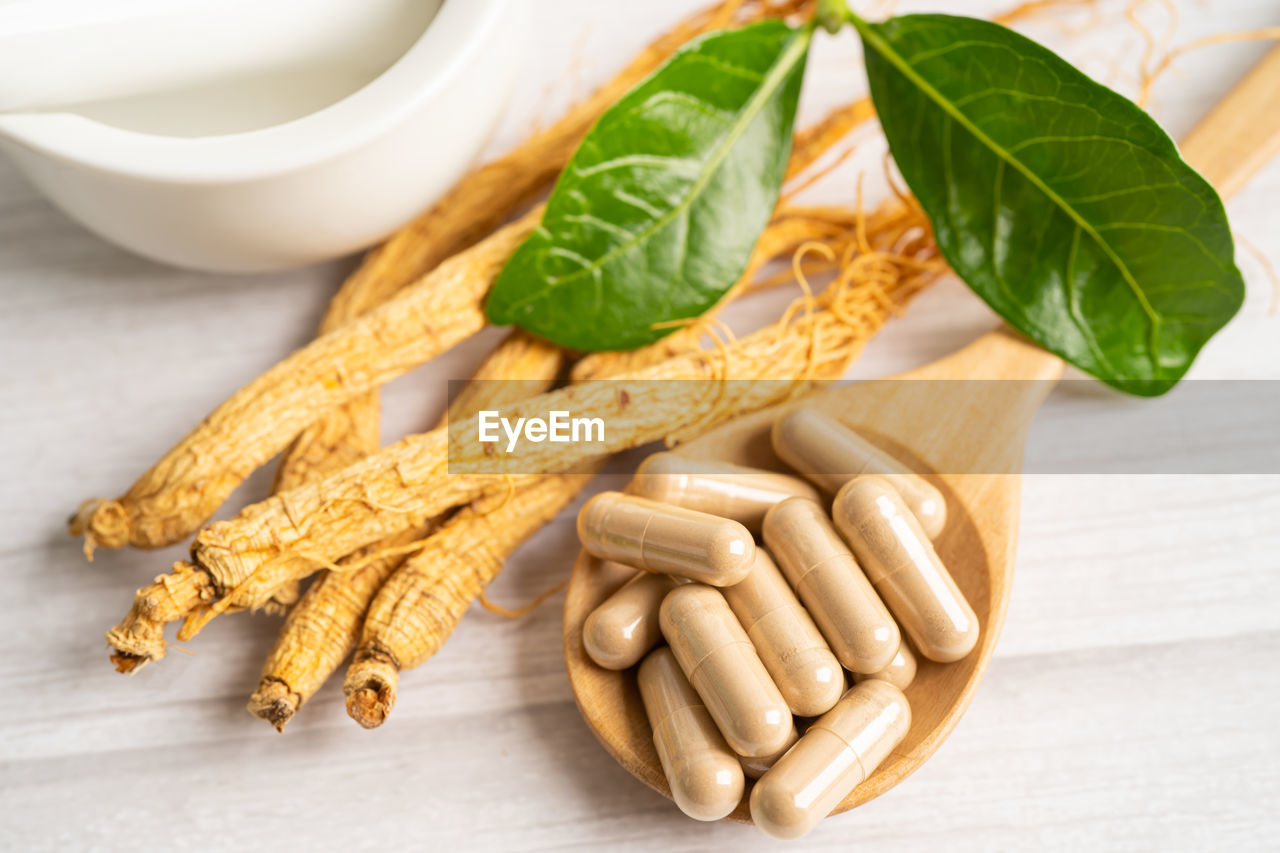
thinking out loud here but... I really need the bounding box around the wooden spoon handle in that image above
[1180,45,1280,198]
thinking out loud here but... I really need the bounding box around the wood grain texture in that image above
[1,1,1278,850]
[1179,45,1280,198]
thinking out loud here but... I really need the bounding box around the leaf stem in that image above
[816,0,851,33]
[844,6,871,31]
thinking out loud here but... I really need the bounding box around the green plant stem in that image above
[845,6,871,30]
[816,0,851,33]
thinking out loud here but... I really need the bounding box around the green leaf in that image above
[851,13,1244,395]
[486,20,812,352]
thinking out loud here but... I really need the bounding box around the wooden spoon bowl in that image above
[564,329,1063,821]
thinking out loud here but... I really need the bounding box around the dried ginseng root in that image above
[73,209,537,556]
[132,197,940,648]
[105,561,217,673]
[109,332,563,676]
[245,529,430,720]
[245,330,563,723]
[71,0,812,557]
[260,206,836,708]
[101,198,885,672]
[343,467,599,729]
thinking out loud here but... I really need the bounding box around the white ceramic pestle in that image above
[0,0,439,118]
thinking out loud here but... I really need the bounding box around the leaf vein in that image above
[858,21,1166,368]
[536,31,810,291]
[573,154,704,180]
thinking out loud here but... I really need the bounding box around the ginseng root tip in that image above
[70,498,130,553]
[343,657,400,729]
[247,680,301,732]
[110,651,147,674]
[346,686,394,729]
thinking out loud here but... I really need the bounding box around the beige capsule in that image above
[738,723,799,780]
[630,452,821,532]
[578,492,755,586]
[762,497,900,674]
[772,407,947,539]
[722,551,843,717]
[750,680,911,839]
[852,640,917,691]
[638,647,745,821]
[583,568,679,670]
[660,584,794,758]
[833,477,978,663]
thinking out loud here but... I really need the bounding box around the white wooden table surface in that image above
[2,2,1278,850]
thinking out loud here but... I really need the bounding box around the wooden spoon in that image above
[563,45,1280,823]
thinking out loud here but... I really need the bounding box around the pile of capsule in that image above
[577,408,979,839]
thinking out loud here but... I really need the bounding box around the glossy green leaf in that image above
[486,20,812,352]
[852,13,1244,395]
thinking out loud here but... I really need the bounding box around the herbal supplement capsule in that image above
[853,640,917,691]
[578,492,755,586]
[631,452,821,532]
[750,680,911,839]
[772,407,947,539]
[762,498,899,674]
[583,568,679,670]
[738,723,799,780]
[833,477,978,663]
[660,584,794,758]
[722,551,843,717]
[638,647,745,821]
